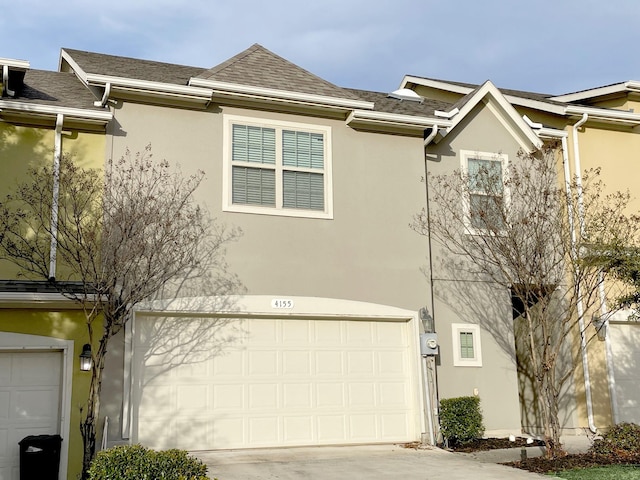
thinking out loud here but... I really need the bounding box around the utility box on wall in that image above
[420,333,439,356]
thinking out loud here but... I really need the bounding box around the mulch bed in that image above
[445,436,545,452]
[504,452,640,474]
[442,437,640,474]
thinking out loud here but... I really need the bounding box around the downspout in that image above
[94,82,111,107]
[422,125,439,445]
[49,113,63,280]
[599,278,619,423]
[570,113,597,434]
[2,65,15,97]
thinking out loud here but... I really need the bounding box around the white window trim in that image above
[460,150,510,235]
[452,323,483,367]
[223,114,333,219]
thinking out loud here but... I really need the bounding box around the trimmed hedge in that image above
[439,396,484,446]
[88,444,208,480]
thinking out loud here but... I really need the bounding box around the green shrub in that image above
[439,396,484,446]
[591,423,640,456]
[88,444,208,480]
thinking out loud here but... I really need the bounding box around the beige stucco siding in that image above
[425,103,542,435]
[105,102,431,309]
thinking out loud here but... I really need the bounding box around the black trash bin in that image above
[19,434,62,480]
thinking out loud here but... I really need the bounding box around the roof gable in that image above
[194,44,360,101]
[447,80,543,152]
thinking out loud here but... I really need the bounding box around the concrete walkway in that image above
[195,443,567,480]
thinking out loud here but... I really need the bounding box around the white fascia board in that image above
[550,81,640,103]
[450,81,543,150]
[86,73,213,99]
[400,75,473,94]
[347,109,450,129]
[0,58,30,69]
[564,104,640,125]
[190,78,374,111]
[401,75,567,116]
[59,50,212,101]
[535,127,568,139]
[0,292,78,309]
[0,100,112,122]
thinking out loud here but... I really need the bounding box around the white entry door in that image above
[0,351,62,480]
[132,315,419,450]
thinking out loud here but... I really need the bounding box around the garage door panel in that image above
[0,352,62,480]
[134,316,418,450]
[381,413,410,438]
[316,383,344,408]
[315,351,343,375]
[283,383,312,408]
[248,350,277,375]
[283,416,314,442]
[349,414,377,439]
[317,415,346,442]
[249,417,278,444]
[213,350,244,376]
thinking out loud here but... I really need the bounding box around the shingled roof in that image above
[62,48,206,85]
[194,44,361,101]
[406,75,569,107]
[345,88,452,117]
[3,69,107,111]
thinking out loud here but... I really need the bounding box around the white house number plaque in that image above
[271,299,294,309]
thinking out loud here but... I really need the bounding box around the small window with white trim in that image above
[460,150,508,233]
[452,323,482,367]
[223,115,333,219]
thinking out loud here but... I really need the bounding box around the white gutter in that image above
[0,100,112,122]
[565,105,640,126]
[570,113,597,434]
[48,113,63,280]
[599,278,620,423]
[2,65,14,97]
[94,82,111,107]
[190,78,374,111]
[347,109,451,130]
[423,124,439,146]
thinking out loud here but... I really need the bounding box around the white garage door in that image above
[0,351,62,480]
[132,316,419,450]
[609,323,640,423]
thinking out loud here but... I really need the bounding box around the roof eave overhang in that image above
[551,81,640,103]
[0,292,80,309]
[346,109,450,135]
[86,74,213,106]
[564,105,640,126]
[0,100,113,126]
[0,58,30,70]
[190,78,375,112]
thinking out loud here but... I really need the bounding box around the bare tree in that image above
[0,145,241,478]
[412,143,638,457]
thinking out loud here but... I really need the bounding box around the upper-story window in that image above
[460,150,508,233]
[223,115,333,219]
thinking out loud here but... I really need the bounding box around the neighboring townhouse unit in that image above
[402,74,640,434]
[0,59,111,480]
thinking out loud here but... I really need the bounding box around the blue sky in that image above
[4,0,640,95]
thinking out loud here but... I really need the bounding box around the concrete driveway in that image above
[194,444,558,480]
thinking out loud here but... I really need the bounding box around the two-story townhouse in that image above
[402,74,640,436]
[53,44,550,458]
[0,58,111,480]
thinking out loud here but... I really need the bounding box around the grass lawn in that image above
[552,465,640,479]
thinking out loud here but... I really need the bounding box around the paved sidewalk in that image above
[195,444,563,480]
